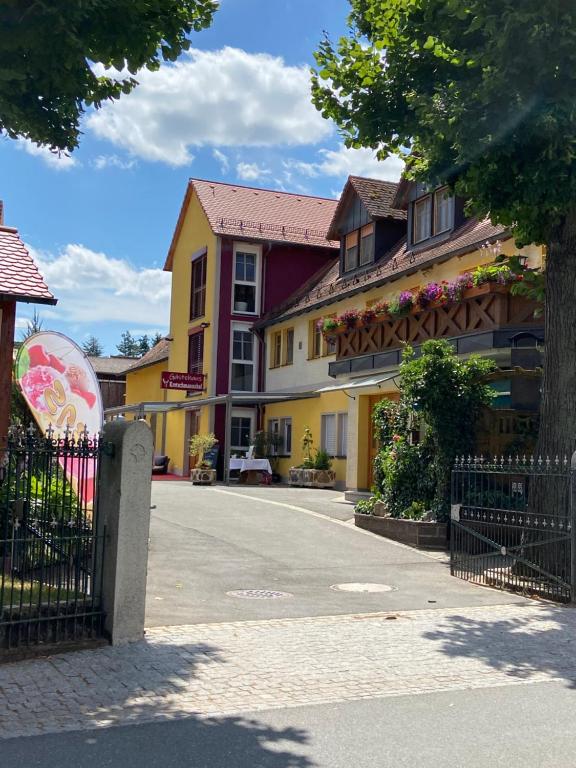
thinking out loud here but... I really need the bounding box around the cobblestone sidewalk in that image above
[1,602,576,740]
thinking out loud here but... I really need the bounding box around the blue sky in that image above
[4,0,402,355]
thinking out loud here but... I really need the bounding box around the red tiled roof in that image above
[0,226,56,304]
[258,217,509,327]
[127,338,170,373]
[327,176,406,240]
[164,179,339,271]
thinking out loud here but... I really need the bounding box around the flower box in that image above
[289,467,336,488]
[354,512,448,549]
[462,283,509,299]
[190,468,216,485]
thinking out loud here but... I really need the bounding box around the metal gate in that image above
[451,455,574,602]
[0,429,105,653]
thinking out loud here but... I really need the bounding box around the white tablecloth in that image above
[229,458,272,473]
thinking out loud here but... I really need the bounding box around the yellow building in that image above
[124,178,338,475]
[122,174,543,488]
[257,177,544,496]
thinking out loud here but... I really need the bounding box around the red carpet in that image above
[152,473,187,481]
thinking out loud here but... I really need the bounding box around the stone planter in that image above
[303,468,336,489]
[190,468,216,485]
[289,467,336,488]
[354,512,447,549]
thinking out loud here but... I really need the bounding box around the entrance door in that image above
[367,393,399,490]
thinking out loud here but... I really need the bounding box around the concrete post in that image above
[97,419,153,645]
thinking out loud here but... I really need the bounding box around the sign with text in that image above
[161,371,205,391]
[15,332,104,507]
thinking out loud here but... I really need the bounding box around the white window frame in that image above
[230,408,256,452]
[321,412,348,458]
[230,322,258,393]
[267,417,292,455]
[232,242,261,316]
[433,187,452,235]
[413,195,432,244]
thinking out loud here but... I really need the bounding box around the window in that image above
[233,247,258,313]
[359,223,374,266]
[231,326,255,391]
[413,196,432,243]
[311,319,323,359]
[190,253,207,320]
[268,417,292,455]
[321,412,348,457]
[271,331,282,369]
[434,188,452,234]
[344,231,358,271]
[188,331,204,375]
[284,328,294,366]
[231,416,253,451]
[310,318,336,359]
[321,414,337,456]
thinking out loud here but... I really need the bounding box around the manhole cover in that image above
[227,589,294,600]
[330,583,396,593]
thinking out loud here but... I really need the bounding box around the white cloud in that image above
[28,244,171,328]
[318,145,404,180]
[285,144,404,183]
[16,138,78,171]
[92,154,136,171]
[236,161,271,181]
[87,47,332,165]
[212,149,229,173]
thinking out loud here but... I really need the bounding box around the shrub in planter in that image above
[374,438,435,518]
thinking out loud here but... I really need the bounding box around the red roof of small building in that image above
[0,226,56,304]
[164,179,339,271]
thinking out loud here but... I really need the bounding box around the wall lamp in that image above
[200,322,211,329]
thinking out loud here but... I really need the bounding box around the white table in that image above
[229,458,272,474]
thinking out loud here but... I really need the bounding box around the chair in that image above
[152,455,170,475]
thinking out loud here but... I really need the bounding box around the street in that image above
[2,483,576,766]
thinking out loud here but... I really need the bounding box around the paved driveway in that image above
[146,482,527,627]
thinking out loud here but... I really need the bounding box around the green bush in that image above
[355,496,379,515]
[374,438,435,518]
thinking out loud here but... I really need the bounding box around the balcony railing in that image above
[335,285,541,361]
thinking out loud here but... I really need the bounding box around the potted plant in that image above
[189,433,218,485]
[304,448,336,488]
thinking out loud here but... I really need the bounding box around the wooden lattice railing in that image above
[335,286,541,361]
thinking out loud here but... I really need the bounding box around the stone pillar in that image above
[98,419,153,645]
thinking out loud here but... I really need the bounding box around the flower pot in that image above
[303,468,336,489]
[354,513,448,549]
[288,467,305,487]
[190,468,216,485]
[463,283,508,299]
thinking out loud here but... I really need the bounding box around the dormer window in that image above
[411,187,454,246]
[434,188,452,234]
[359,223,374,266]
[344,222,375,272]
[413,196,432,243]
[345,231,358,271]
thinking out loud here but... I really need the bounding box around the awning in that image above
[316,372,398,394]
[103,390,319,418]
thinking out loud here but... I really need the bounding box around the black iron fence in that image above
[0,429,105,652]
[451,455,574,602]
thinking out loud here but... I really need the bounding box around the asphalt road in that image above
[4,681,576,768]
[145,482,527,627]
